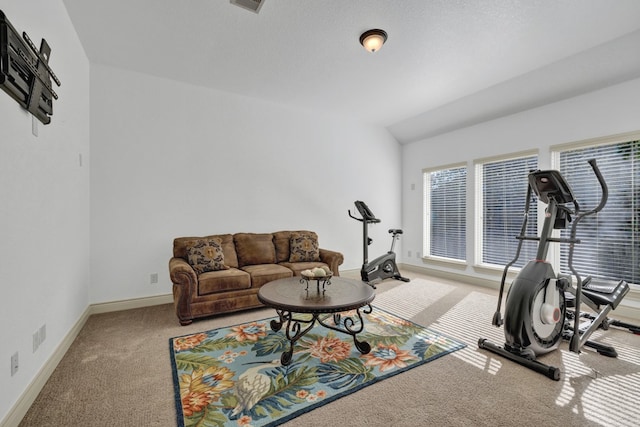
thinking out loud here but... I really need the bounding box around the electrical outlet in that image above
[408,250,412,257]
[150,273,158,284]
[32,324,47,353]
[11,352,19,376]
[417,251,421,258]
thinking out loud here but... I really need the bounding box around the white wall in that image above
[1,1,636,424]
[401,77,640,288]
[0,0,90,423]
[89,64,402,304]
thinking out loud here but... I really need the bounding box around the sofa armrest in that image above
[169,257,198,325]
[319,248,344,276]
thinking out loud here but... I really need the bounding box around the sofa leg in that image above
[179,318,193,326]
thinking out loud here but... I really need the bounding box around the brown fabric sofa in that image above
[169,230,344,325]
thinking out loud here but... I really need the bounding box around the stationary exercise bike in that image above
[478,159,632,380]
[349,200,410,287]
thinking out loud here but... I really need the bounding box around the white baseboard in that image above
[89,293,173,315]
[1,293,173,427]
[1,307,91,427]
[400,263,501,289]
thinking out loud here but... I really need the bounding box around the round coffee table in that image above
[258,276,375,365]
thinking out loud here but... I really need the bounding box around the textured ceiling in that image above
[62,0,640,143]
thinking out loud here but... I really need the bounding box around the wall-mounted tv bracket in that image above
[0,10,61,125]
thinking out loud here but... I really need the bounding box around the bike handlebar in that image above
[348,210,382,223]
[349,201,382,223]
[348,210,364,222]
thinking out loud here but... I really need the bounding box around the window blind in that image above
[425,166,466,261]
[558,141,640,285]
[481,155,538,267]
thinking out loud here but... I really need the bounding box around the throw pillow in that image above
[289,232,320,262]
[186,238,229,274]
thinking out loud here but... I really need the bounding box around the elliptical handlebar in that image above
[582,159,608,217]
[568,159,608,353]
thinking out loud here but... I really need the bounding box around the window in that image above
[555,139,640,285]
[423,165,466,261]
[477,154,538,268]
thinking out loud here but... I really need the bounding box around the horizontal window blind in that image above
[558,141,640,285]
[482,155,538,267]
[425,166,466,261]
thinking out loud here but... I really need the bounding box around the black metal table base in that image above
[270,304,373,366]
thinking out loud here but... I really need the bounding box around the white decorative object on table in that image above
[300,266,333,293]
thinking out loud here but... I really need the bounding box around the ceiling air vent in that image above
[230,0,265,14]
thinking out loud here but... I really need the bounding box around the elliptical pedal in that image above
[582,279,629,310]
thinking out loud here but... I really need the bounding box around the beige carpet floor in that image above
[18,271,640,426]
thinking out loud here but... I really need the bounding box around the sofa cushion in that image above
[174,234,239,268]
[241,264,293,288]
[272,231,293,263]
[234,233,276,266]
[198,268,251,295]
[186,238,229,274]
[289,231,321,262]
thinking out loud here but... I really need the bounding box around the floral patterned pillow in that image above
[186,238,229,274]
[289,232,320,262]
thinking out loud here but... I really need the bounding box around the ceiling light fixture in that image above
[359,29,387,53]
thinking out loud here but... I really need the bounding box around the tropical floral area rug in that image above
[169,307,465,427]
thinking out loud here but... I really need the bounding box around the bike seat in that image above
[388,229,403,235]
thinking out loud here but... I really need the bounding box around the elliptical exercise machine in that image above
[478,159,631,380]
[349,200,410,287]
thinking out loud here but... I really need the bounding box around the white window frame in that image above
[423,163,467,263]
[474,151,539,269]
